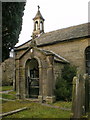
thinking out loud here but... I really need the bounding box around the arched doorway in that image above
[85,46,90,75]
[25,58,39,98]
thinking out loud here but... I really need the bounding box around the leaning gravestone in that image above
[71,74,90,118]
[89,75,90,118]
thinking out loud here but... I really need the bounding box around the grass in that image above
[51,101,72,109]
[2,93,16,100]
[0,86,16,100]
[1,86,71,118]
[2,100,71,118]
[0,99,2,104]
[0,86,13,92]
[1,90,16,100]
[2,100,32,113]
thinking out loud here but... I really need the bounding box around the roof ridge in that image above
[15,22,89,48]
[44,22,89,35]
[41,49,69,63]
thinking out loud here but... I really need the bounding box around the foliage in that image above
[54,64,76,101]
[2,2,26,61]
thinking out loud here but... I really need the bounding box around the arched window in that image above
[85,46,90,75]
[40,21,43,31]
[35,21,38,31]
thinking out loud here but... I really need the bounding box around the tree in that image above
[54,64,77,101]
[2,2,26,61]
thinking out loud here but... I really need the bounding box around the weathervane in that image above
[38,5,40,11]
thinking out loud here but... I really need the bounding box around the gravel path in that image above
[0,90,15,101]
[0,90,13,94]
[0,98,15,101]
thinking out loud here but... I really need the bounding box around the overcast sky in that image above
[16,0,89,46]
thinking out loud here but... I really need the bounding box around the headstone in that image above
[71,74,89,118]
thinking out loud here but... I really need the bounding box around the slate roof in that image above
[15,23,90,49]
[33,9,45,21]
[35,23,90,46]
[41,49,69,63]
[17,46,69,63]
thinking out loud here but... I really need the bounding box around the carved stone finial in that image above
[38,5,40,11]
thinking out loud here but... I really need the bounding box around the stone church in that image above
[14,7,90,103]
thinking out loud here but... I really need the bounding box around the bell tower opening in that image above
[40,21,43,31]
[35,21,38,31]
[32,6,45,39]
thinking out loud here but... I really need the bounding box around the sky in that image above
[16,0,89,47]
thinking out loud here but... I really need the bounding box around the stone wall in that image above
[39,38,90,74]
[15,38,90,74]
[2,58,15,86]
[54,62,64,83]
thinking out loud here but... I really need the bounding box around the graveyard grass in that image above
[0,86,13,91]
[1,86,71,118]
[0,91,16,100]
[51,101,72,109]
[2,100,71,118]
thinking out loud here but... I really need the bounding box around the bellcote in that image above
[32,6,45,39]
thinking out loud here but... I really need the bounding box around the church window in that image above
[85,46,90,75]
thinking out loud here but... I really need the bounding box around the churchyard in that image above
[1,86,71,118]
[1,66,90,119]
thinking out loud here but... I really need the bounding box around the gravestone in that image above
[71,74,90,118]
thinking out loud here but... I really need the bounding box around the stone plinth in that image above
[46,96,56,103]
[38,95,43,102]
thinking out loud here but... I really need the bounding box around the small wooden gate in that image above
[29,68,39,98]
